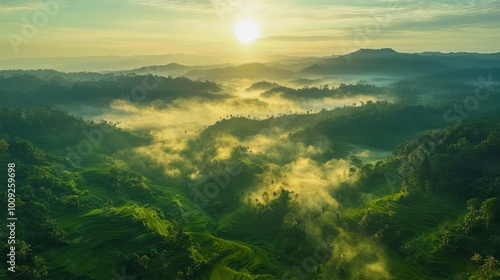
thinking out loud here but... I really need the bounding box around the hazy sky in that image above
[1,0,499,60]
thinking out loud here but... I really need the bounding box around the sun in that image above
[235,20,259,44]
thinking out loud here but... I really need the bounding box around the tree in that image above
[18,241,32,261]
[471,253,482,264]
[484,131,500,150]
[138,255,151,269]
[480,198,498,230]
[467,198,481,214]
[33,256,49,280]
[44,219,68,246]
[490,235,500,250]
[109,167,122,190]
[481,256,499,279]
[441,228,452,249]
[262,191,270,205]
[0,139,8,152]
[349,155,363,169]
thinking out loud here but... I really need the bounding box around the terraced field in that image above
[190,232,286,279]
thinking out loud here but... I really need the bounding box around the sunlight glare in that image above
[235,20,259,44]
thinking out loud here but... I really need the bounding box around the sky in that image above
[0,0,499,61]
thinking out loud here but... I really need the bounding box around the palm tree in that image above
[471,253,482,264]
[480,198,497,230]
[18,241,32,261]
[443,223,451,231]
[441,224,452,248]
[401,243,413,256]
[33,256,49,280]
[490,235,500,249]
[482,256,498,273]
[461,220,473,235]
[388,210,396,218]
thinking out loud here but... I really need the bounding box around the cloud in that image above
[382,2,500,32]
[0,0,73,14]
[0,2,46,13]
[262,35,336,42]
[133,0,213,12]
[134,19,161,25]
[266,0,500,34]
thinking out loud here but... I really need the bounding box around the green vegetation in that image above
[1,61,499,279]
[0,73,225,108]
[261,84,385,100]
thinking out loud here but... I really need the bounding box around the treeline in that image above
[0,107,151,155]
[389,117,500,198]
[0,73,225,108]
[291,101,446,150]
[261,83,385,100]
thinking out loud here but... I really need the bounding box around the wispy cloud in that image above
[134,19,160,25]
[133,0,212,12]
[0,0,73,14]
[0,3,45,13]
[262,35,337,42]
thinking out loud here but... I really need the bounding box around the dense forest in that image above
[1,50,500,279]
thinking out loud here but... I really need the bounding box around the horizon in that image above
[3,47,500,60]
[1,47,500,72]
[1,0,499,65]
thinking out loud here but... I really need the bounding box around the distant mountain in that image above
[302,48,447,76]
[132,62,192,73]
[419,51,500,60]
[0,69,114,82]
[417,52,500,68]
[265,55,332,71]
[121,63,230,77]
[185,63,294,80]
[0,54,231,72]
[302,48,500,76]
